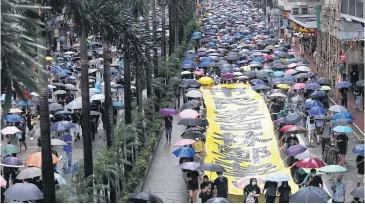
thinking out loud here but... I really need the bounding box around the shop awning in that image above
[288,14,317,29]
[336,19,364,41]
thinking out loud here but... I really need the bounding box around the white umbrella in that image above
[49,103,63,111]
[9,108,23,113]
[16,167,42,180]
[186,90,203,98]
[66,100,82,110]
[233,72,243,76]
[4,183,43,202]
[53,90,67,95]
[263,172,290,182]
[51,139,67,146]
[295,66,311,72]
[64,84,77,90]
[90,94,105,101]
[48,85,56,89]
[88,68,98,73]
[64,51,75,55]
[1,126,22,135]
[30,92,39,97]
[54,173,67,185]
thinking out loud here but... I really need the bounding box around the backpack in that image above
[280,188,290,201]
[173,86,180,96]
[266,187,276,197]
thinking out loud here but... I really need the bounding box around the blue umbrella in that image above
[309,91,327,99]
[200,57,214,63]
[61,69,72,74]
[55,72,68,77]
[305,100,324,109]
[352,144,364,156]
[282,76,296,82]
[336,81,352,88]
[332,118,353,126]
[89,88,102,94]
[4,114,24,123]
[252,57,264,63]
[180,60,196,70]
[172,147,196,158]
[15,101,33,107]
[286,58,298,63]
[309,106,327,116]
[318,77,330,85]
[198,61,210,68]
[193,31,201,36]
[54,110,72,117]
[191,35,200,40]
[332,126,353,133]
[113,101,124,110]
[251,79,265,85]
[207,42,216,47]
[273,71,284,77]
[333,112,354,121]
[51,121,75,131]
[306,82,321,90]
[64,163,82,174]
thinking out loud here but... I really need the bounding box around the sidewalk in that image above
[292,44,364,133]
[142,114,187,203]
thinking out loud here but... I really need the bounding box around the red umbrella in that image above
[285,126,307,133]
[279,125,295,132]
[296,157,326,168]
[263,55,274,60]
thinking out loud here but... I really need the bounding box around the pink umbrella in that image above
[221,73,235,79]
[0,176,7,187]
[285,69,297,76]
[179,109,199,118]
[0,126,22,135]
[263,55,274,60]
[287,63,298,68]
[174,139,196,147]
[292,83,307,90]
[234,176,264,189]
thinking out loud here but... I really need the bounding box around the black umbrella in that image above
[284,113,301,125]
[180,103,199,111]
[356,80,364,87]
[242,72,256,78]
[181,131,203,139]
[318,77,330,85]
[289,187,330,203]
[226,55,239,61]
[128,192,164,203]
[180,79,200,88]
[196,163,226,172]
[185,127,203,132]
[178,118,202,126]
[206,197,232,203]
[277,52,289,58]
[271,64,287,70]
[208,62,220,67]
[295,73,309,79]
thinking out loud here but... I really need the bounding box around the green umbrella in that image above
[1,144,18,155]
[319,165,347,173]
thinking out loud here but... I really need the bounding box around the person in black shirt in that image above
[214,172,228,198]
[340,88,348,108]
[262,181,278,203]
[306,169,323,188]
[280,134,299,151]
[202,175,214,194]
[243,178,261,203]
[163,115,173,142]
[90,117,97,141]
[350,68,359,89]
[199,182,212,203]
[356,155,364,187]
[187,170,199,203]
[335,133,348,166]
[278,181,291,203]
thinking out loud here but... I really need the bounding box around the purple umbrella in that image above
[285,144,307,156]
[50,121,75,131]
[306,82,321,90]
[336,81,352,88]
[221,73,235,79]
[309,106,327,116]
[1,157,24,167]
[159,108,178,116]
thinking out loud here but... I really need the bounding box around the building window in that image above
[292,8,299,15]
[301,7,308,14]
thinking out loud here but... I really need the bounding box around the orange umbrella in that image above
[25,152,60,168]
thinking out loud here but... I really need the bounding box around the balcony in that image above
[341,0,364,23]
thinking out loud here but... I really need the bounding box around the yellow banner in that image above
[201,84,298,198]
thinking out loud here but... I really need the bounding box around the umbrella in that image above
[49,103,63,111]
[0,176,7,187]
[252,84,271,91]
[268,93,286,99]
[89,88,102,94]
[356,80,364,87]
[66,100,82,109]
[319,165,347,173]
[295,152,311,160]
[284,113,301,124]
[54,173,67,185]
[350,186,364,198]
[180,103,200,111]
[296,157,326,168]
[128,192,164,203]
[309,91,327,99]
[159,108,178,116]
[186,90,203,98]
[329,105,348,113]
[16,167,42,179]
[332,118,353,126]
[181,79,200,87]
[292,83,306,90]
[352,144,364,156]
[90,94,105,101]
[112,102,124,110]
[179,162,201,170]
[263,172,290,182]
[51,121,75,131]
[0,126,21,135]
[305,100,324,109]
[64,163,82,174]
[199,77,214,85]
[177,118,201,126]
[25,152,60,167]
[276,84,291,89]
[332,126,353,133]
[4,114,24,123]
[279,125,295,132]
[309,106,327,116]
[64,84,77,90]
[333,112,354,121]
[15,100,33,107]
[55,110,72,117]
[1,157,24,167]
[179,109,199,119]
[181,71,192,75]
[250,79,265,85]
[290,186,330,203]
[206,198,231,203]
[1,144,19,155]
[51,139,67,146]
[306,83,321,90]
[273,71,284,77]
[295,65,311,72]
[196,163,225,172]
[174,139,196,147]
[169,77,182,84]
[9,108,23,113]
[53,90,67,95]
[285,144,307,156]
[318,77,330,85]
[4,183,44,202]
[172,147,196,158]
[336,81,352,88]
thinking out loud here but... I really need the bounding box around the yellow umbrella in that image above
[277,84,291,89]
[199,77,214,85]
[320,86,331,91]
[45,56,54,61]
[180,71,192,75]
[87,35,94,40]
[240,66,251,72]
